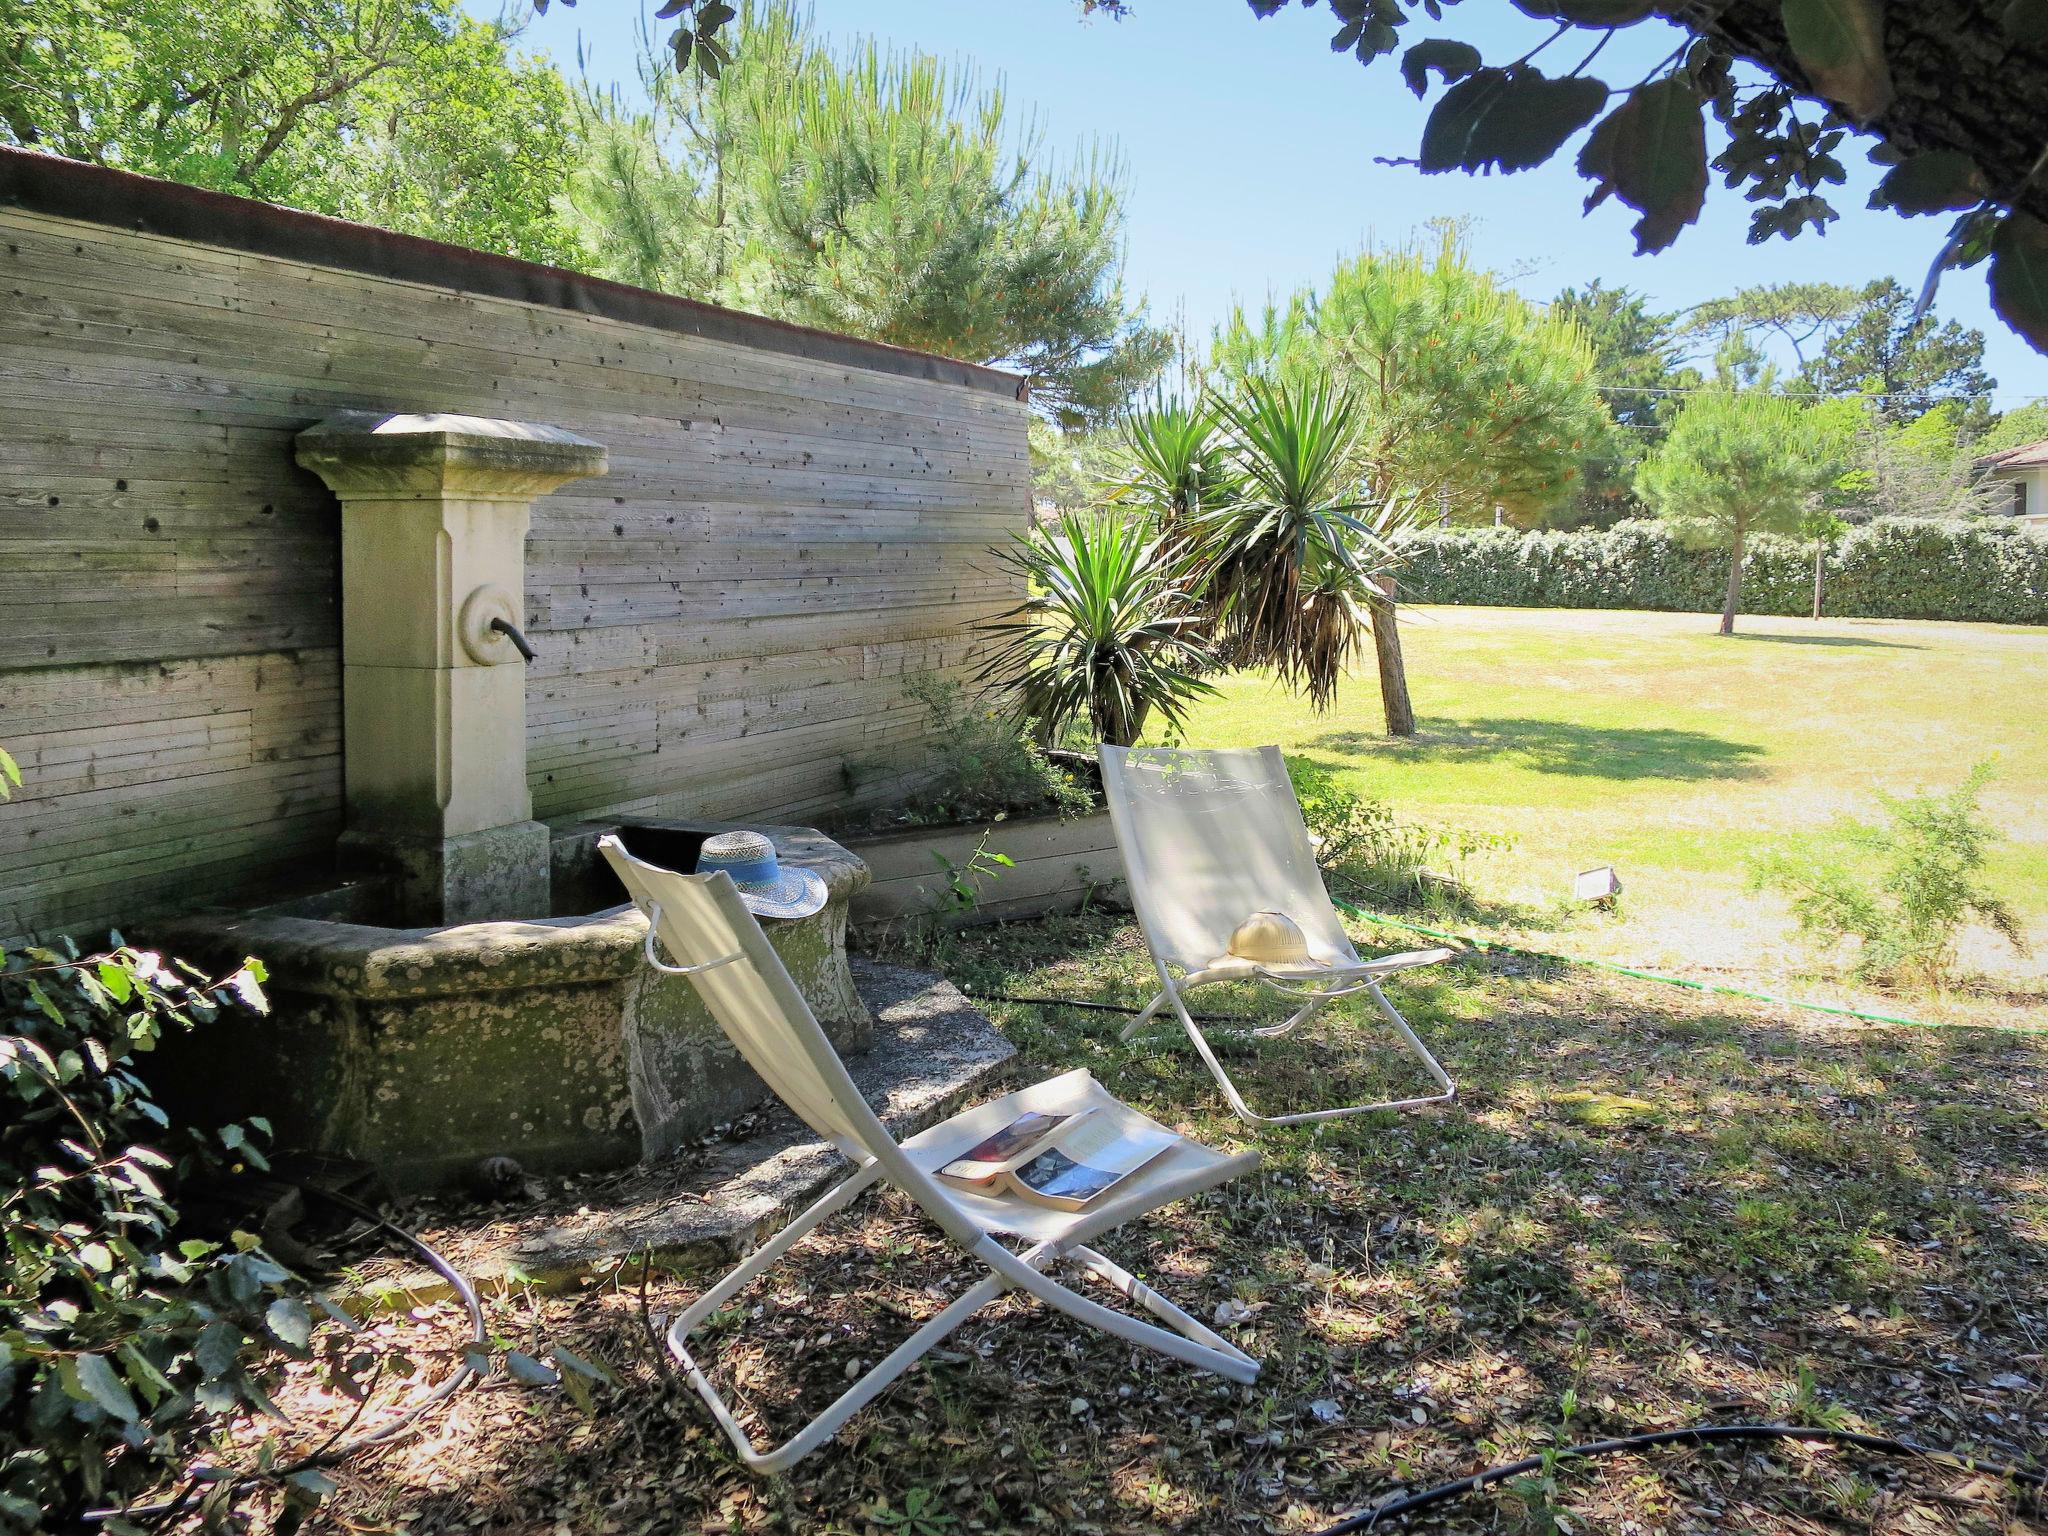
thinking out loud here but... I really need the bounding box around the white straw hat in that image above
[694,830,828,920]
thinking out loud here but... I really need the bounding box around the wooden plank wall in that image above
[0,204,1032,942]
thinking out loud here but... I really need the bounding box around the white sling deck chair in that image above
[1098,744,1459,1127]
[598,835,1260,1475]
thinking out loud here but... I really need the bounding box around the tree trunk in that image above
[1369,580,1416,736]
[1720,517,1747,636]
[1812,539,1825,620]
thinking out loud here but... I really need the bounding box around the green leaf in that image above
[1400,38,1482,97]
[1420,67,1609,176]
[1577,77,1709,254]
[1513,0,1656,21]
[1872,150,1988,216]
[266,1297,313,1350]
[1988,213,2048,354]
[1780,0,1894,122]
[73,1351,141,1422]
[95,961,133,1004]
[504,1350,559,1387]
[286,1469,337,1500]
[25,978,64,1026]
[551,1345,614,1384]
[2002,0,2048,43]
[195,1320,243,1380]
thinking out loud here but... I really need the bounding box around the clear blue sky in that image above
[506,0,2045,405]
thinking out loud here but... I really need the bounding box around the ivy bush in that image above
[0,939,363,1529]
[1393,517,2048,624]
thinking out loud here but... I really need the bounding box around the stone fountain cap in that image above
[295,411,607,495]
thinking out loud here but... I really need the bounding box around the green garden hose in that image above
[1331,899,2045,1034]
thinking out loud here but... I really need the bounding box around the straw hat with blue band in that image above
[694,830,828,920]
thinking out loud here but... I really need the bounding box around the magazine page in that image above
[937,1108,1089,1186]
[1008,1117,1179,1210]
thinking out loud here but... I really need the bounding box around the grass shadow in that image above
[1308,715,1768,782]
[1727,632,1926,650]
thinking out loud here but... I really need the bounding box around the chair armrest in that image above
[643,905,743,976]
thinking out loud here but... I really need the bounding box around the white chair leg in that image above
[978,1238,1260,1384]
[1118,987,1172,1043]
[670,1162,882,1339]
[1249,992,1326,1039]
[672,1272,1008,1475]
[1165,978,1455,1128]
[1366,979,1456,1099]
[1066,1244,1251,1362]
[667,1201,1263,1473]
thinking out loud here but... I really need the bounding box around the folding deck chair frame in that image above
[1098,744,1459,1128]
[599,835,1261,1475]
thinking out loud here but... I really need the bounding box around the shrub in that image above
[1749,761,2028,992]
[890,674,1094,828]
[975,510,1217,747]
[1287,758,1505,908]
[0,939,362,1527]
[1392,517,2048,624]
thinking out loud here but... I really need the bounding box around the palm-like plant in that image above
[1109,392,1222,546]
[976,510,1218,749]
[1199,377,1403,709]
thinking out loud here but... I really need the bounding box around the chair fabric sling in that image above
[1098,744,1458,1126]
[598,835,1261,1474]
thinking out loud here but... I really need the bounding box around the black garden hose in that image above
[962,989,1259,1024]
[1315,1421,2046,1533]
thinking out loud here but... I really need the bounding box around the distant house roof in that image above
[1974,439,2048,473]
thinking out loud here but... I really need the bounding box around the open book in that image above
[936,1105,1179,1211]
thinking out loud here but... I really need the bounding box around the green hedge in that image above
[1392,518,2048,624]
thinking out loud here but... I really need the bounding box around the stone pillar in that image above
[296,413,607,925]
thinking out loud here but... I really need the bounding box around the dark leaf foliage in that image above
[0,943,337,1525]
[1579,78,1710,254]
[1511,0,1657,22]
[1420,67,1609,176]
[2003,0,2048,42]
[1871,150,1990,216]
[1988,214,2048,353]
[1399,37,1481,98]
[1779,0,1894,124]
[1237,0,2048,355]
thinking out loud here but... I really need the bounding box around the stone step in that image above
[348,959,1015,1301]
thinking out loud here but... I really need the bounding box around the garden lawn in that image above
[1167,605,2048,1029]
[265,913,2046,1535]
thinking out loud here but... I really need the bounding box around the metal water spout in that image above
[489,617,539,664]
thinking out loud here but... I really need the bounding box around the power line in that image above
[1591,383,2047,402]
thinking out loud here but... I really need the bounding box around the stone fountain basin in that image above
[149,822,869,1191]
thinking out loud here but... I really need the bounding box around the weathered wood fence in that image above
[0,149,1032,941]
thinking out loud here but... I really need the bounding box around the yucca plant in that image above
[975,510,1218,749]
[1109,392,1222,546]
[1199,376,1402,711]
